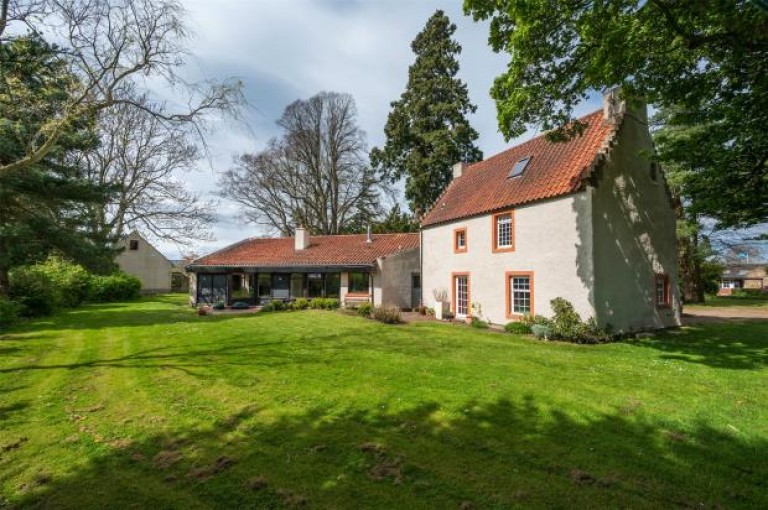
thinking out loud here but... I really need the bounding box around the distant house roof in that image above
[722,264,767,279]
[187,233,420,269]
[421,109,615,227]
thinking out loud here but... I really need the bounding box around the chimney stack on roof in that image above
[602,88,626,124]
[452,161,467,180]
[366,224,373,244]
[295,226,310,250]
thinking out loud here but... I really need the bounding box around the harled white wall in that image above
[422,194,595,325]
[590,109,682,330]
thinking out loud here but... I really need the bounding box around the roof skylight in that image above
[508,156,531,178]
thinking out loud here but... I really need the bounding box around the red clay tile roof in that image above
[421,109,615,227]
[189,233,419,268]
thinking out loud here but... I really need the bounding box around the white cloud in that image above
[151,0,602,258]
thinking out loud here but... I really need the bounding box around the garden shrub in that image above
[309,298,323,309]
[87,272,141,302]
[372,305,401,324]
[324,298,340,310]
[531,324,551,339]
[730,288,765,299]
[293,298,310,310]
[546,297,613,344]
[9,267,55,317]
[270,300,286,311]
[520,313,552,327]
[0,298,22,329]
[357,302,373,317]
[35,256,91,308]
[504,322,532,334]
[470,316,489,329]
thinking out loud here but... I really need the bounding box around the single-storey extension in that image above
[186,228,420,308]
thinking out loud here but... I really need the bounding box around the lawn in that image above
[1,296,766,509]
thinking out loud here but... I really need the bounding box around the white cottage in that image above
[420,92,681,332]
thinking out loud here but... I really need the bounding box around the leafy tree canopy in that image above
[0,36,116,295]
[465,0,767,227]
[371,10,482,215]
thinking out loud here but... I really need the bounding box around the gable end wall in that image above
[589,107,682,331]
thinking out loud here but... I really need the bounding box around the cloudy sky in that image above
[158,0,604,259]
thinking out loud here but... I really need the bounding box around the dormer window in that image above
[508,156,531,178]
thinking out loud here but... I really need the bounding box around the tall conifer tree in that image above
[370,10,482,215]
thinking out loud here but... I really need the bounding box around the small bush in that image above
[357,302,373,317]
[504,322,532,334]
[308,298,340,310]
[372,305,401,324]
[546,297,614,344]
[531,324,551,339]
[260,301,274,312]
[87,272,141,302]
[270,300,286,311]
[470,316,489,329]
[36,256,91,308]
[213,301,226,310]
[9,267,55,317]
[443,311,455,321]
[520,313,552,327]
[293,298,310,310]
[0,298,22,329]
[730,288,765,299]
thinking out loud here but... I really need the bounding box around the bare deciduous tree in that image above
[219,92,384,236]
[0,0,243,175]
[77,98,215,246]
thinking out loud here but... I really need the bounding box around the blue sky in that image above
[157,0,605,258]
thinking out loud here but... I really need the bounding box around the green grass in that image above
[0,295,766,508]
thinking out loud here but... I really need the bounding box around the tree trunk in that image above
[0,265,9,299]
[674,195,705,304]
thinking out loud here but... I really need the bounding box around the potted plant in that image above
[432,288,449,320]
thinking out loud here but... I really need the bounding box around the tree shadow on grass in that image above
[7,295,246,334]
[623,322,768,370]
[8,396,766,509]
[0,335,350,377]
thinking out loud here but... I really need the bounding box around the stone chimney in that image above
[602,88,626,124]
[295,226,310,250]
[366,224,373,244]
[452,161,467,179]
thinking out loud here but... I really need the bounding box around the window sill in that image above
[493,246,515,254]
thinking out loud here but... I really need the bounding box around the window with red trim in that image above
[454,228,467,253]
[655,273,670,307]
[492,210,515,252]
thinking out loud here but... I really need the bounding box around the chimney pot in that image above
[452,161,467,179]
[295,226,310,250]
